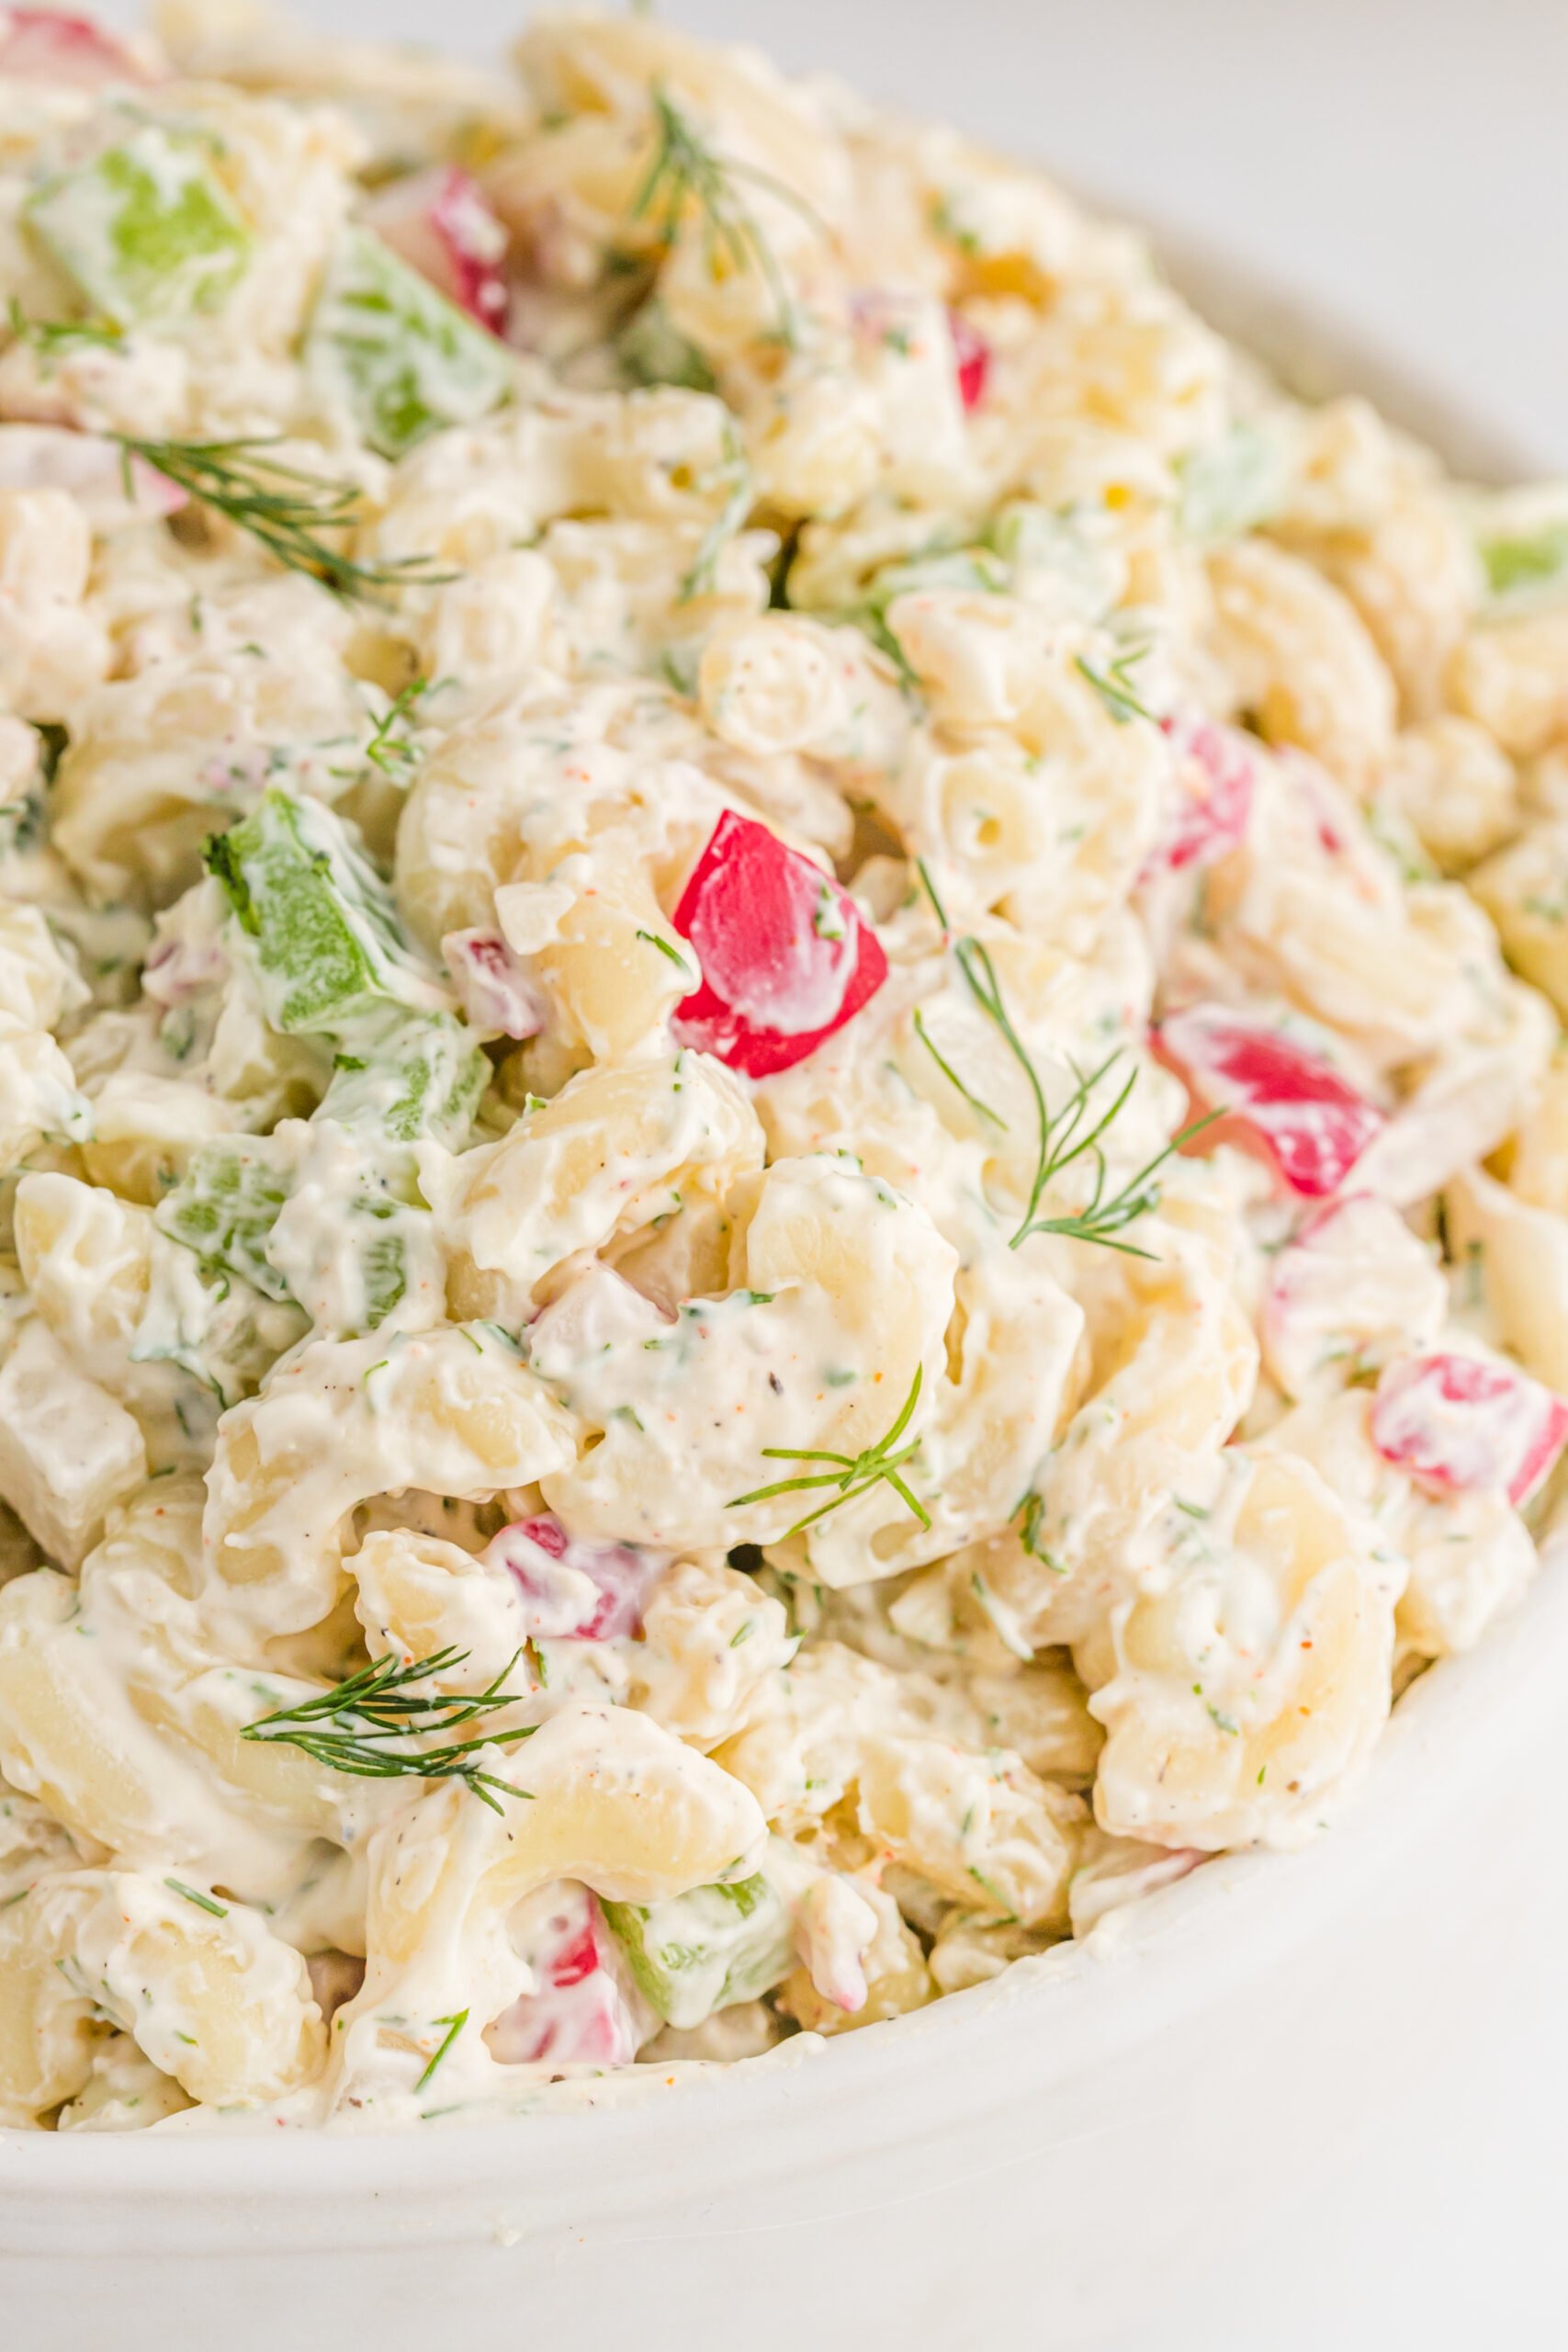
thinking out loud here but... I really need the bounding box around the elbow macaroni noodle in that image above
[0,2,1565,2132]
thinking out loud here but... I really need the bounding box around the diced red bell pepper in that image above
[1371,1352,1568,1509]
[441,927,547,1040]
[671,808,888,1079]
[362,165,509,334]
[1157,1003,1384,1199]
[1157,711,1257,872]
[948,310,990,410]
[0,8,149,82]
[486,1888,645,2066]
[484,1513,662,1641]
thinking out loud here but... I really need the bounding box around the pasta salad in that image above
[2,1,1568,2134]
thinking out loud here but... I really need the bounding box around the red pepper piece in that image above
[1371,1352,1568,1508]
[671,809,887,1079]
[0,8,150,82]
[1157,712,1257,872]
[362,165,508,334]
[948,310,990,410]
[487,1514,661,1641]
[1157,1003,1384,1198]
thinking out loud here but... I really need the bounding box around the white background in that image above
[124,0,1568,2338]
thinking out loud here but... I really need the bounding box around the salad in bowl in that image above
[2,0,1567,2136]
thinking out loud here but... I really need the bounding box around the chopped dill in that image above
[1074,643,1156,725]
[164,1878,228,1919]
[241,1647,536,1812]
[114,435,455,604]
[729,1363,932,1538]
[631,85,825,349]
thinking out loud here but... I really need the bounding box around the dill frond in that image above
[116,435,454,604]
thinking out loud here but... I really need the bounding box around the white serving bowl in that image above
[6,1545,1567,2350]
[1,285,1556,2352]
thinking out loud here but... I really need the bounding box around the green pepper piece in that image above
[1175,423,1289,543]
[205,789,444,1037]
[321,1014,488,1150]
[306,226,511,460]
[602,1871,794,2030]
[1478,520,1568,605]
[154,1136,297,1302]
[26,124,251,328]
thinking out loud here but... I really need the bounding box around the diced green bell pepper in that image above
[321,1014,488,1151]
[616,298,716,394]
[985,501,1122,622]
[204,789,444,1038]
[186,791,490,1336]
[1175,422,1288,543]
[154,1136,297,1302]
[25,123,251,328]
[1478,519,1568,606]
[306,225,511,460]
[602,1871,794,2031]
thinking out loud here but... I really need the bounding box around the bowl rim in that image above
[6,1540,1565,2230]
[0,266,1553,2215]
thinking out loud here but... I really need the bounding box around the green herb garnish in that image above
[241,1647,536,1813]
[728,1363,931,1537]
[416,2007,469,2092]
[363,677,434,781]
[1074,644,1156,725]
[912,1005,1007,1127]
[918,859,1216,1254]
[677,420,752,603]
[164,1878,228,1919]
[6,298,122,356]
[113,435,453,604]
[636,926,694,974]
[631,85,823,349]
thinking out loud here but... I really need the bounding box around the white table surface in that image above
[104,2,1568,2340]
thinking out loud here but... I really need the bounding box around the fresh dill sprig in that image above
[916,858,1216,1255]
[912,1005,1007,1127]
[1013,1047,1222,1255]
[114,435,455,605]
[1074,643,1156,725]
[7,298,122,356]
[631,85,823,348]
[364,676,434,780]
[678,423,753,604]
[241,1646,536,1813]
[942,929,1055,1240]
[729,1363,932,1538]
